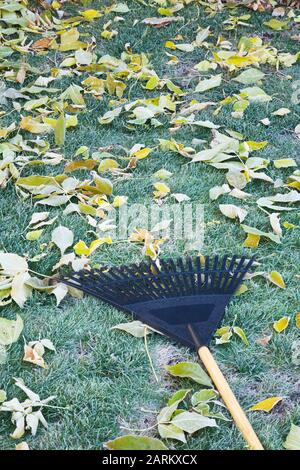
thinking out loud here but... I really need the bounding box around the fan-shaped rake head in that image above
[61,255,255,348]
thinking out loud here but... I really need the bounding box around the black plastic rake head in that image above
[61,255,255,349]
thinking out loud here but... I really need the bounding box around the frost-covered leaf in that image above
[195,74,222,93]
[51,226,74,256]
[219,204,247,223]
[104,435,168,450]
[284,424,300,450]
[158,423,186,443]
[111,321,154,337]
[171,411,217,433]
[0,315,23,346]
[165,362,212,386]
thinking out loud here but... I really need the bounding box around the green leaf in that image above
[284,424,300,450]
[0,315,24,346]
[167,389,191,406]
[171,411,217,433]
[195,74,222,93]
[0,389,7,402]
[264,19,289,30]
[111,320,153,338]
[158,423,186,443]
[233,326,249,346]
[191,389,218,406]
[55,113,66,147]
[233,68,265,85]
[240,86,271,103]
[26,230,43,241]
[165,361,212,386]
[104,435,168,450]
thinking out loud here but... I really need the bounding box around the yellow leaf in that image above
[235,284,248,295]
[244,233,260,248]
[64,159,97,173]
[91,172,113,195]
[81,9,102,21]
[59,28,86,52]
[249,397,282,412]
[165,41,176,50]
[98,159,119,172]
[113,196,127,208]
[25,230,43,241]
[153,182,170,193]
[55,113,66,146]
[296,312,300,329]
[20,116,51,134]
[89,237,112,254]
[74,240,90,256]
[145,76,160,90]
[268,271,286,289]
[133,147,152,159]
[273,316,290,333]
[78,203,97,216]
[274,158,297,169]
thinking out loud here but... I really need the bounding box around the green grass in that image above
[0,0,300,450]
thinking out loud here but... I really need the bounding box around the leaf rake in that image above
[61,254,263,450]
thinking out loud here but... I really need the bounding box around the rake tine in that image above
[159,259,178,297]
[204,256,210,291]
[230,256,255,292]
[177,257,190,295]
[222,255,238,292]
[210,255,219,291]
[196,256,203,294]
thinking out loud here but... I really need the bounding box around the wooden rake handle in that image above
[198,346,263,450]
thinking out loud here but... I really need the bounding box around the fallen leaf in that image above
[0,315,24,346]
[171,411,217,433]
[165,362,212,386]
[51,226,74,256]
[267,271,286,289]
[284,424,300,450]
[111,321,154,337]
[249,397,282,412]
[273,316,290,333]
[104,435,168,450]
[15,442,29,450]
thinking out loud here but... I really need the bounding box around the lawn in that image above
[0,0,300,450]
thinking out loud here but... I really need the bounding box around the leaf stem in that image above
[144,327,159,383]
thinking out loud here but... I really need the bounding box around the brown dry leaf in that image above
[256,335,272,346]
[32,37,53,50]
[15,442,29,450]
[23,344,46,369]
